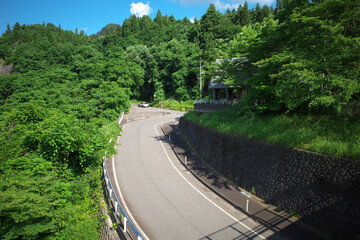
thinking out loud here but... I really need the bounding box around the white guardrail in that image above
[194,99,234,105]
[103,112,144,240]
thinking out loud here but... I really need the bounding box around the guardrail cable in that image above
[103,112,144,240]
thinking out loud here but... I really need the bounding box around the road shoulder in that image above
[159,121,323,240]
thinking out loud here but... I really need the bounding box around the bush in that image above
[0,156,102,240]
[153,99,194,111]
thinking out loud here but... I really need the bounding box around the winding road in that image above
[111,105,288,240]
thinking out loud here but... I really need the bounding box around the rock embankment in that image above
[179,117,360,240]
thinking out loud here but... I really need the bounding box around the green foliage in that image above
[152,39,201,100]
[251,187,256,195]
[1,1,359,237]
[104,57,144,99]
[92,23,121,37]
[200,4,223,34]
[153,81,166,103]
[1,156,60,239]
[155,99,194,112]
[224,0,360,114]
[125,44,153,69]
[0,155,102,240]
[236,2,250,26]
[91,81,131,113]
[22,112,103,170]
[0,23,87,73]
[0,23,129,239]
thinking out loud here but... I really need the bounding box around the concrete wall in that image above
[178,117,360,240]
[194,103,232,113]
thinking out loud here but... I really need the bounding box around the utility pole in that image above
[199,60,202,100]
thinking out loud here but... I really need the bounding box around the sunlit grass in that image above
[151,99,194,111]
[130,99,143,104]
[184,110,360,160]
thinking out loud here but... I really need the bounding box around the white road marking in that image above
[112,122,150,240]
[154,121,266,240]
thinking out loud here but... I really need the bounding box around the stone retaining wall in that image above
[178,117,360,240]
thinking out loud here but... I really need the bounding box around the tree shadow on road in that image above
[157,122,232,191]
[157,122,326,240]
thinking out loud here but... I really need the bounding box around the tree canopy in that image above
[222,0,360,114]
[1,1,359,238]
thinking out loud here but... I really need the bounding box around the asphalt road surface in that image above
[112,105,288,240]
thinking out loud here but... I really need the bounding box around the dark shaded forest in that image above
[0,0,359,239]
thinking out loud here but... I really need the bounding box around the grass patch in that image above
[130,99,143,104]
[184,110,360,160]
[151,99,194,112]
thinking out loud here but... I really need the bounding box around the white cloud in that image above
[178,0,275,9]
[81,27,88,32]
[130,2,153,17]
[213,0,238,10]
[189,16,195,23]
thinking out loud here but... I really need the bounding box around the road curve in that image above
[113,109,283,240]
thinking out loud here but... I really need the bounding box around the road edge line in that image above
[154,121,266,240]
[112,122,150,240]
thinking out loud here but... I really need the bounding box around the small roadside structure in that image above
[194,58,249,113]
[208,76,247,102]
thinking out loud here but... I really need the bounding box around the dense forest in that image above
[0,0,359,238]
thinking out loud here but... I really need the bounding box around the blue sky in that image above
[1,0,276,36]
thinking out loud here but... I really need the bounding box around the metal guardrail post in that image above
[103,159,145,239]
[102,114,145,240]
[123,217,127,232]
[118,112,125,125]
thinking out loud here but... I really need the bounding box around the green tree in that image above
[200,4,222,33]
[236,2,250,26]
[254,3,263,22]
[0,156,62,239]
[5,23,11,35]
[262,5,272,20]
[271,0,360,113]
[226,0,360,114]
[92,81,131,113]
[153,81,166,102]
[154,10,164,26]
[275,0,309,23]
[125,44,153,69]
[0,20,127,240]
[152,39,200,99]
[22,112,105,171]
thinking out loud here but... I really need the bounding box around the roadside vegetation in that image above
[185,0,359,160]
[151,99,194,112]
[0,0,359,238]
[185,111,360,159]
